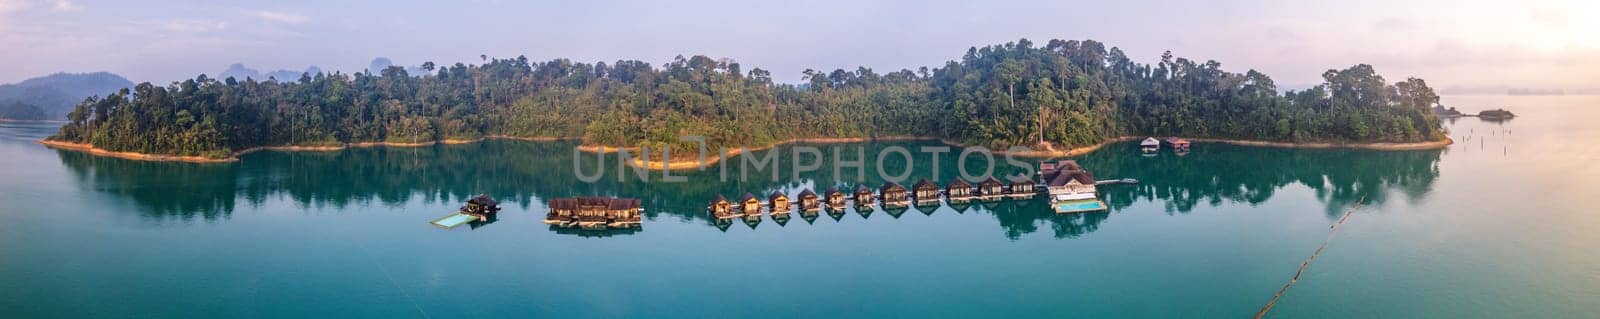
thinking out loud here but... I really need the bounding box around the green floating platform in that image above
[431,213,478,229]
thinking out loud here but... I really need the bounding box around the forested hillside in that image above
[48,38,1444,159]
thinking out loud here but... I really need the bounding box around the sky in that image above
[0,0,1596,94]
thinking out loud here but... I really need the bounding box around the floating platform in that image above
[431,213,481,229]
[1054,199,1108,214]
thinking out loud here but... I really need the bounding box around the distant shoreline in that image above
[38,134,1452,166]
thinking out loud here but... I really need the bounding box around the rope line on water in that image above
[1253,195,1365,319]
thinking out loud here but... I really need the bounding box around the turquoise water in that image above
[1,95,1598,318]
[1055,200,1106,213]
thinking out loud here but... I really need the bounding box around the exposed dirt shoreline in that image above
[37,134,1452,167]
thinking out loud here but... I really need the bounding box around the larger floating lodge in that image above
[545,196,642,229]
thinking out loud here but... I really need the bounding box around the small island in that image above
[39,38,1450,165]
[1477,109,1517,121]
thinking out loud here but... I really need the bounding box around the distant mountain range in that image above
[0,72,133,120]
[218,63,324,82]
[1,58,477,120]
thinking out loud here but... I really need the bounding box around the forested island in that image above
[44,38,1447,161]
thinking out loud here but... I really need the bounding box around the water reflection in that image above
[55,140,1441,239]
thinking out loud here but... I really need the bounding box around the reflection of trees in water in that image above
[1085,142,1441,218]
[56,140,1440,238]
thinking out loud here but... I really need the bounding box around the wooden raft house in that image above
[461,195,502,219]
[978,177,1005,201]
[739,193,762,217]
[912,179,941,205]
[1008,178,1037,199]
[1164,137,1191,152]
[853,185,876,207]
[542,196,640,229]
[575,197,612,228]
[1141,137,1161,153]
[824,187,848,211]
[945,179,974,203]
[545,198,578,226]
[880,182,910,208]
[769,191,791,215]
[606,198,642,228]
[797,189,820,213]
[431,194,503,229]
[709,194,737,219]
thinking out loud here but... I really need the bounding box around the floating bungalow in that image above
[880,182,910,208]
[575,197,612,228]
[462,195,501,219]
[797,189,820,213]
[1008,179,1036,199]
[709,194,737,219]
[977,177,1005,201]
[912,179,941,205]
[1141,137,1161,153]
[739,193,762,216]
[946,179,974,204]
[606,198,642,228]
[854,185,876,207]
[824,187,848,211]
[769,191,791,215]
[431,195,503,229]
[1164,137,1191,152]
[545,198,578,226]
[1041,160,1107,213]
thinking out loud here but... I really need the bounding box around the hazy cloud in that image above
[149,20,228,33]
[248,10,308,24]
[0,0,30,14]
[50,0,77,12]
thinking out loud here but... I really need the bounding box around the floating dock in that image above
[430,213,480,229]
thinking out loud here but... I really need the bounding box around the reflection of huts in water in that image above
[797,189,820,213]
[946,179,974,203]
[912,179,941,205]
[606,198,642,228]
[880,182,909,208]
[824,187,847,211]
[854,185,876,207]
[545,198,577,226]
[769,191,791,215]
[739,193,762,216]
[978,177,1005,201]
[708,194,737,219]
[1008,178,1036,199]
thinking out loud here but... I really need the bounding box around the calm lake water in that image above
[1,95,1597,318]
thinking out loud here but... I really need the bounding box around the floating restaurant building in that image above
[1041,160,1107,213]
